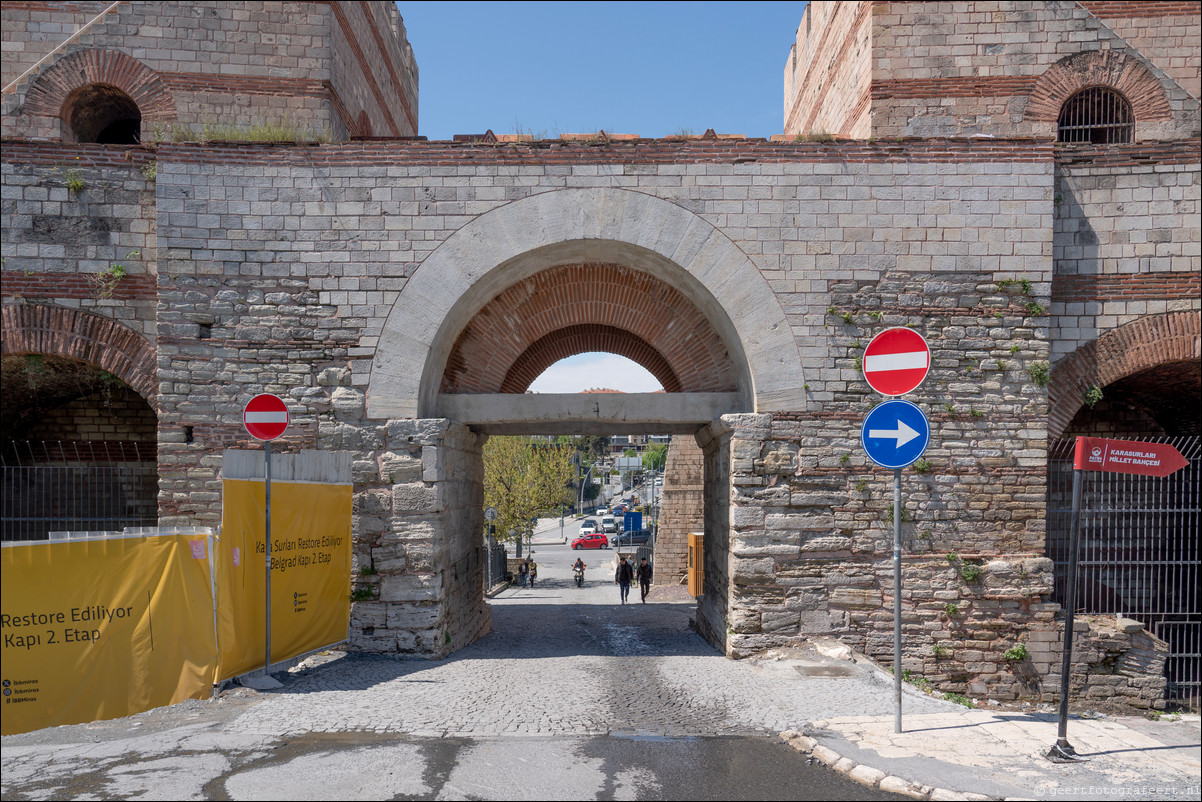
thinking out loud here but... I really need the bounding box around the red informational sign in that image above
[243,393,289,441]
[1073,436,1189,478]
[863,327,931,396]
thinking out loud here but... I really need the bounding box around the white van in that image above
[601,515,617,534]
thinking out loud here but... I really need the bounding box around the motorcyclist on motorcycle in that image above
[572,557,585,587]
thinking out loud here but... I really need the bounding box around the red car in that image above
[571,533,609,550]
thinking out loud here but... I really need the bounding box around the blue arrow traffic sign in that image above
[862,399,930,469]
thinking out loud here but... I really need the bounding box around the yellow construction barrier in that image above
[687,532,704,597]
[216,479,352,681]
[1,533,217,736]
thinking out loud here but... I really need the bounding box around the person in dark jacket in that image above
[615,556,634,604]
[636,557,653,603]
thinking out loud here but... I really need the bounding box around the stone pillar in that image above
[347,418,490,658]
[694,418,734,652]
[654,434,704,583]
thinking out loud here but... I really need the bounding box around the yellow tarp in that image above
[1,534,216,736]
[216,479,351,681]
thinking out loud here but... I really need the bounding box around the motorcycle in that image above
[573,566,585,587]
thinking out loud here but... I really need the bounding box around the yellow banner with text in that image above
[0,534,216,736]
[216,479,351,681]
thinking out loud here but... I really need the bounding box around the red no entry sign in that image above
[243,393,289,441]
[1073,436,1188,478]
[863,327,931,396]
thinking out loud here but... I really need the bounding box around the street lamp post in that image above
[578,464,593,516]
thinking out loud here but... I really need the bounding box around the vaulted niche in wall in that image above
[0,354,158,541]
[62,82,142,144]
[439,263,738,398]
[1064,359,1201,437]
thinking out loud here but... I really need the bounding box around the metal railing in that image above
[1,440,158,542]
[1047,436,1200,707]
[483,540,508,590]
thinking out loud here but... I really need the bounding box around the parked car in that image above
[601,515,617,534]
[571,533,609,550]
[610,529,652,547]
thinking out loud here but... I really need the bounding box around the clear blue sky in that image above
[396,2,807,141]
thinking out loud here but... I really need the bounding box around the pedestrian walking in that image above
[518,558,528,588]
[636,557,653,603]
[528,557,537,588]
[615,556,633,604]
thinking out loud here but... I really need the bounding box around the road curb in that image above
[779,730,999,801]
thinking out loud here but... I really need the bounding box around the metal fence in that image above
[1,441,158,542]
[483,540,508,590]
[1047,436,1200,707]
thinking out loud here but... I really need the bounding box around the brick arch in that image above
[368,187,804,420]
[0,304,157,404]
[1026,49,1171,125]
[443,264,736,396]
[22,48,176,138]
[1048,311,1199,439]
[501,324,682,394]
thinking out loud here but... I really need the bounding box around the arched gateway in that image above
[360,188,804,655]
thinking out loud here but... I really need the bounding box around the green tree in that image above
[571,434,611,463]
[623,447,637,457]
[643,442,668,472]
[484,437,575,550]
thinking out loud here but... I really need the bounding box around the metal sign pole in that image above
[264,439,272,675]
[893,466,903,734]
[1047,437,1086,762]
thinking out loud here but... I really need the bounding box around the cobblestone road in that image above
[228,549,955,740]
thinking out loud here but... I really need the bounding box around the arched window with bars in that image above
[1057,87,1133,144]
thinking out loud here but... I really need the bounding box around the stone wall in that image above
[328,1,418,138]
[783,1,872,138]
[2,134,1190,690]
[125,137,1058,529]
[655,434,704,583]
[343,417,490,657]
[0,143,158,339]
[1026,615,1170,711]
[1079,1,1202,98]
[837,1,1200,141]
[1050,143,1201,365]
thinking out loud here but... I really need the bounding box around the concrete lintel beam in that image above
[436,392,743,435]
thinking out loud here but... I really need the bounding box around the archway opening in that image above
[62,82,143,144]
[1062,359,1200,437]
[528,352,664,395]
[1049,357,1200,706]
[1,353,158,541]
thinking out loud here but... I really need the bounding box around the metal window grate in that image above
[1057,86,1133,144]
[1,440,158,542]
[1047,436,1200,707]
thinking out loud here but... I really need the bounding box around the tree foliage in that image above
[571,434,611,463]
[643,442,668,472]
[483,436,575,544]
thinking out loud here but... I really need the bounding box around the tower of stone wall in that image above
[1,1,418,142]
[654,435,704,583]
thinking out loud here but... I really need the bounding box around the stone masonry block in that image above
[392,482,439,514]
[378,573,443,603]
[387,418,452,447]
[379,451,423,483]
[385,602,442,631]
